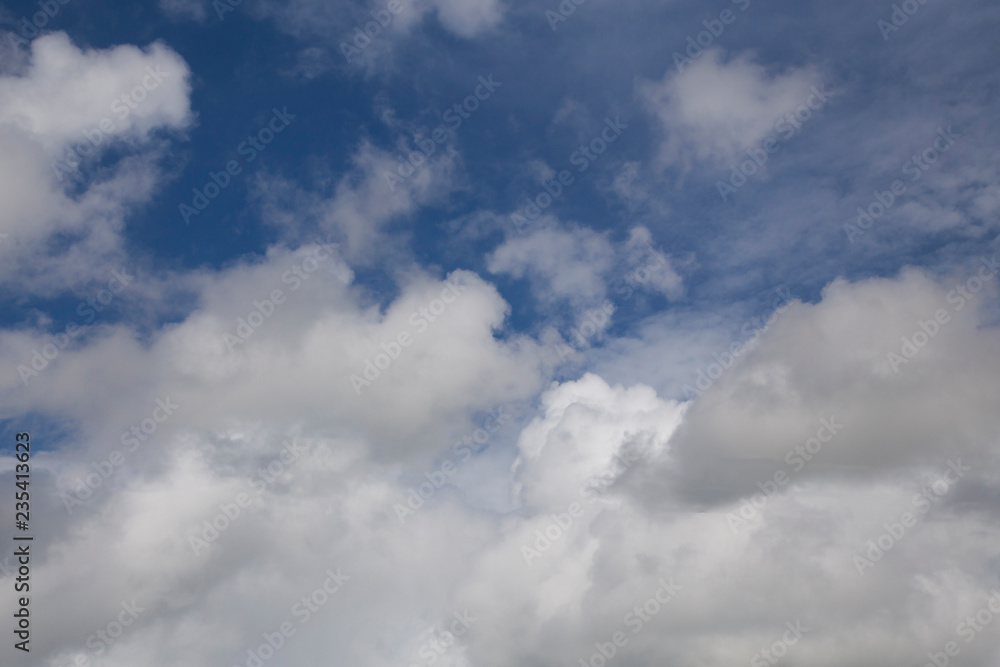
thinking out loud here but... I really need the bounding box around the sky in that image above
[0,0,999,665]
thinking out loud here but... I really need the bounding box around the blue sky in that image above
[1,0,1000,665]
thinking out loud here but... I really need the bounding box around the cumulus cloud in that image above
[1,241,547,460]
[639,49,824,168]
[0,33,192,293]
[4,3,1000,667]
[0,33,192,153]
[3,259,1000,667]
[0,234,541,666]
[633,265,1000,505]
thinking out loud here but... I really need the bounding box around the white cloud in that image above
[255,139,460,264]
[487,223,682,308]
[633,265,1000,503]
[487,222,616,305]
[621,225,683,299]
[0,241,544,461]
[3,8,1000,666]
[0,33,192,152]
[639,49,822,168]
[3,262,1000,667]
[430,0,504,38]
[322,140,459,262]
[0,33,192,294]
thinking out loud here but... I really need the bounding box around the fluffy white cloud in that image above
[648,265,1000,505]
[639,49,823,168]
[3,262,1000,667]
[0,241,544,461]
[0,33,192,152]
[0,33,192,293]
[4,1,1000,666]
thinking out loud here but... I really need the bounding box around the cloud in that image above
[5,3,1000,667]
[0,33,192,294]
[0,241,544,461]
[631,265,1000,506]
[639,49,823,168]
[0,33,192,151]
[4,261,1000,667]
[0,237,549,666]
[621,226,683,299]
[487,222,616,305]
[254,138,460,264]
[487,223,682,309]
[430,0,504,38]
[245,0,505,73]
